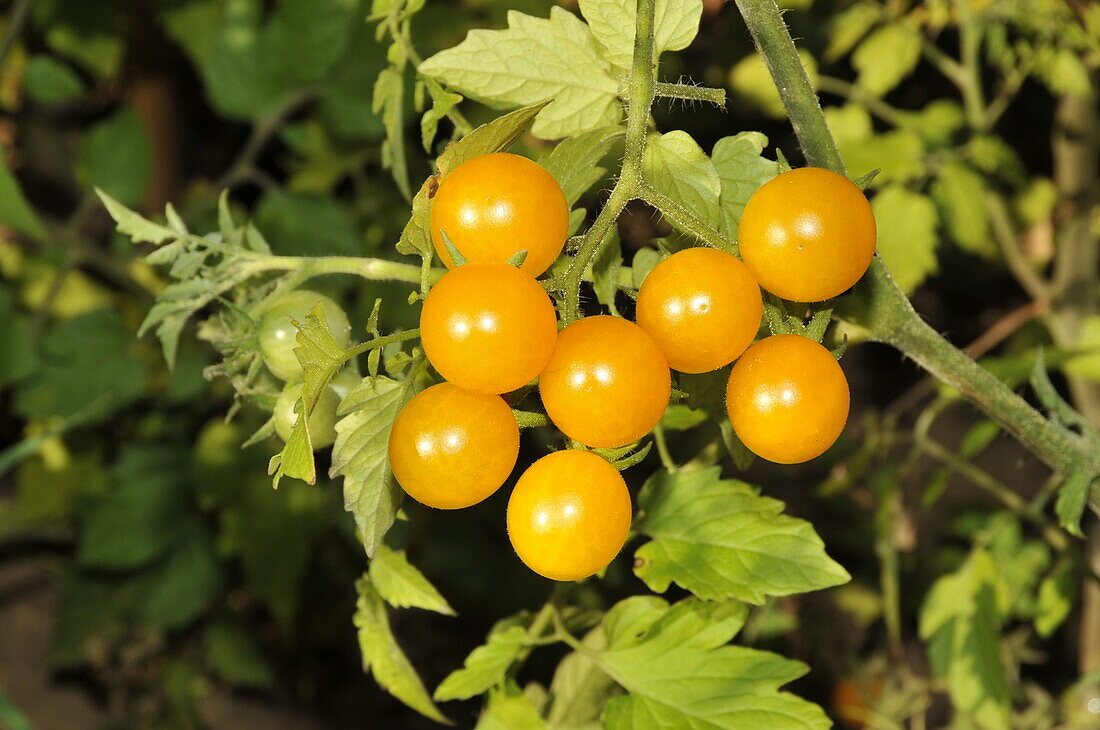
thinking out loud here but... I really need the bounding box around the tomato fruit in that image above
[507,450,631,581]
[430,153,569,276]
[273,380,340,449]
[635,247,763,373]
[420,261,558,394]
[738,167,876,302]
[388,383,520,510]
[259,290,351,381]
[725,334,849,464]
[539,315,670,448]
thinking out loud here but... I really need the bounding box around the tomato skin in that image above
[420,262,558,394]
[259,290,351,381]
[273,380,339,449]
[738,167,876,302]
[539,315,671,448]
[430,153,569,276]
[725,334,849,464]
[388,383,520,509]
[507,450,632,581]
[636,247,763,373]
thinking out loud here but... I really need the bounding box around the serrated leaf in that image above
[374,66,411,200]
[418,8,621,139]
[97,189,178,244]
[435,625,529,701]
[370,545,455,615]
[578,0,703,69]
[591,231,623,312]
[872,185,939,293]
[584,598,829,730]
[355,575,449,723]
[540,126,624,206]
[331,376,415,556]
[548,627,618,728]
[398,103,549,259]
[852,21,921,95]
[711,132,778,239]
[633,468,850,602]
[421,78,464,152]
[919,550,1012,730]
[643,131,722,232]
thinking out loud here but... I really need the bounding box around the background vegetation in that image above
[0,0,1098,728]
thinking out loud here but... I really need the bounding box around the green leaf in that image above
[1064,314,1100,383]
[77,107,152,207]
[919,549,1012,730]
[374,66,411,200]
[23,55,86,103]
[78,445,189,570]
[201,0,285,119]
[547,626,619,728]
[872,185,939,293]
[540,127,624,207]
[851,21,922,95]
[0,683,33,730]
[590,230,623,312]
[1035,561,1075,637]
[14,309,146,422]
[35,0,123,77]
[253,191,361,256]
[96,189,178,244]
[643,131,722,231]
[631,248,665,288]
[355,575,449,723]
[435,624,529,701]
[331,375,415,556]
[318,19,387,139]
[1054,472,1090,539]
[1033,46,1093,97]
[931,162,994,258]
[577,0,703,69]
[711,132,778,238]
[269,304,349,487]
[136,520,222,629]
[420,78,464,152]
[633,468,850,602]
[0,153,46,239]
[418,8,621,139]
[263,0,357,85]
[204,621,275,689]
[824,2,880,61]
[659,404,708,431]
[0,285,36,386]
[399,103,548,258]
[476,686,547,730]
[586,598,829,730]
[840,129,926,185]
[370,544,455,615]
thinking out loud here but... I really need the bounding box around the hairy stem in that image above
[638,185,737,254]
[653,81,726,106]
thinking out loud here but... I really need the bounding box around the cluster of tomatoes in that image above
[260,152,877,582]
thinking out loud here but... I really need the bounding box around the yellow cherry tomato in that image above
[507,450,632,581]
[725,334,849,464]
[539,315,671,448]
[420,262,558,394]
[430,153,569,276]
[738,167,876,302]
[636,247,763,373]
[388,383,520,509]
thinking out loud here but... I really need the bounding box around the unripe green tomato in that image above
[258,290,351,381]
[273,380,340,450]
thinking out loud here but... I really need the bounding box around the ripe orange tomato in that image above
[507,450,632,581]
[430,153,569,276]
[738,167,876,302]
[636,247,763,373]
[539,315,671,448]
[420,262,558,394]
[388,383,519,509]
[725,334,849,464]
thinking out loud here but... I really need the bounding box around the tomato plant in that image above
[2,0,1098,727]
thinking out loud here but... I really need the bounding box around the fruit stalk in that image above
[733,0,1100,509]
